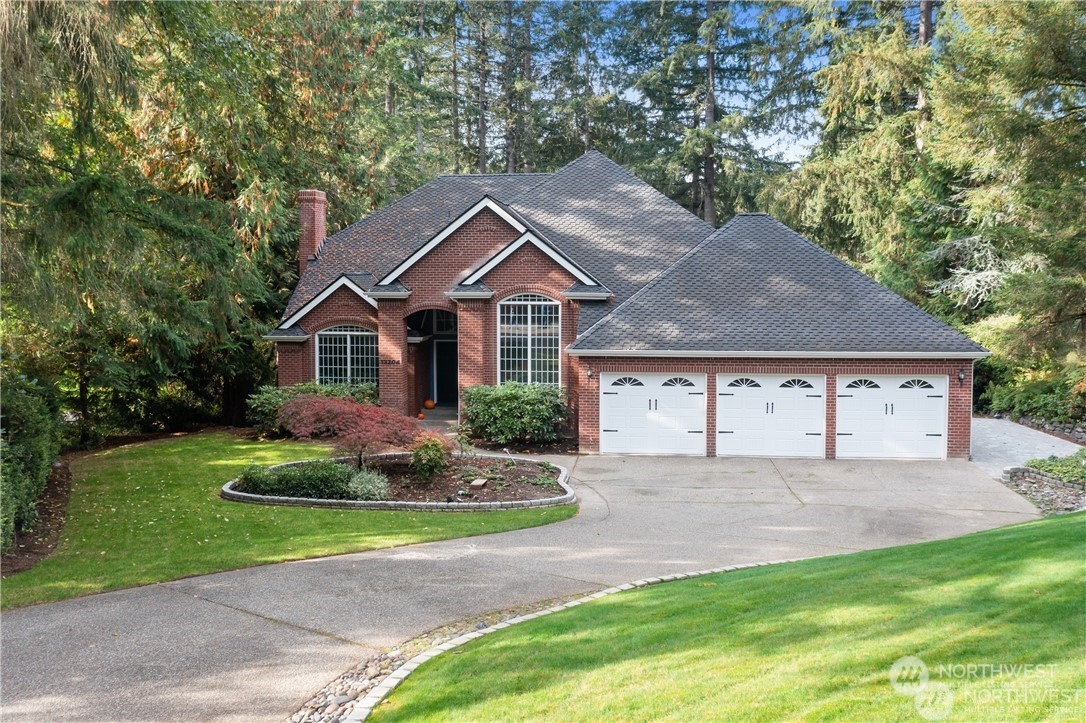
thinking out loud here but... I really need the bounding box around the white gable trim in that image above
[281,276,377,328]
[376,197,527,286]
[463,231,597,286]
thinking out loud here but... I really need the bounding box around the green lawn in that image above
[1,431,575,609]
[372,513,1086,722]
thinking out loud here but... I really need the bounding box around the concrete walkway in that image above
[971,416,1081,479]
[1,439,1046,721]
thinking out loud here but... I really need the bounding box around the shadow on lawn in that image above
[377,513,1085,721]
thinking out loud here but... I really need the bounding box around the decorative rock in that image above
[469,478,487,488]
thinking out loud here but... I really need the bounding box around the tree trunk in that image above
[504,0,516,173]
[416,0,425,171]
[451,5,461,173]
[521,6,533,172]
[915,0,933,153]
[477,15,488,173]
[702,0,717,226]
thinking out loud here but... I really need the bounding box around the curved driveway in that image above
[1,435,1048,722]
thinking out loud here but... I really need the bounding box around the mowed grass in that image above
[1,431,575,609]
[373,513,1086,722]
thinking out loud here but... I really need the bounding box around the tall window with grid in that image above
[316,326,378,385]
[498,294,560,386]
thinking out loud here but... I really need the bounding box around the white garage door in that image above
[600,373,706,455]
[836,375,948,459]
[716,375,826,458]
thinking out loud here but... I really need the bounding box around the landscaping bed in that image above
[373,457,564,503]
[223,454,575,510]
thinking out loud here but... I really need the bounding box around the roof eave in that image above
[566,348,991,359]
[263,333,311,342]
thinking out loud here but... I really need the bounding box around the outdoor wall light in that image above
[957,368,966,387]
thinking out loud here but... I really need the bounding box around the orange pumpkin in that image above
[423,399,436,410]
[417,412,425,419]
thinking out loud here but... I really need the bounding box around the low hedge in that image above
[1,375,63,552]
[461,383,568,445]
[236,459,355,500]
[247,382,378,436]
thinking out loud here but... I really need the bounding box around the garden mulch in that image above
[370,457,564,503]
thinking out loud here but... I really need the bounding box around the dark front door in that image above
[434,340,458,406]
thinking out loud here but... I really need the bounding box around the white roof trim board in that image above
[262,332,310,342]
[376,197,527,286]
[462,231,598,287]
[566,349,990,359]
[280,276,376,328]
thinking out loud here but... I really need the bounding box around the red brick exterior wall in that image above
[297,190,326,275]
[573,357,975,459]
[276,287,378,385]
[278,207,581,419]
[276,202,976,460]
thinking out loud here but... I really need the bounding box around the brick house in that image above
[267,152,988,459]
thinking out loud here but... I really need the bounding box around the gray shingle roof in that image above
[280,152,712,330]
[569,213,988,357]
[282,174,549,320]
[507,151,713,332]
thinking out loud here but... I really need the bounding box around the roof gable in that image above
[281,275,376,329]
[462,231,600,287]
[569,213,989,358]
[376,196,528,286]
[280,174,549,322]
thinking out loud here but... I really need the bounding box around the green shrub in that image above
[236,459,353,499]
[1027,449,1086,483]
[247,382,378,436]
[461,383,569,444]
[410,432,450,480]
[348,467,390,501]
[983,363,1085,423]
[0,375,62,552]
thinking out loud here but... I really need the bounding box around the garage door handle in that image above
[688,430,703,434]
[927,394,943,398]
[925,433,942,437]
[807,394,821,398]
[719,430,734,434]
[719,393,734,396]
[837,433,852,436]
[891,403,894,414]
[688,392,703,395]
[603,392,618,395]
[805,433,821,436]
[838,394,853,398]
[603,429,618,433]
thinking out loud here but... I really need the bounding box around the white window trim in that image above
[376,197,527,286]
[496,294,562,387]
[463,231,597,287]
[281,276,376,329]
[315,325,378,386]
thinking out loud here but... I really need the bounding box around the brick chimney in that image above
[297,189,327,275]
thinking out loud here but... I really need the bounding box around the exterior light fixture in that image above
[958,368,966,387]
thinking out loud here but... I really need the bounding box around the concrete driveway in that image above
[1,453,1040,722]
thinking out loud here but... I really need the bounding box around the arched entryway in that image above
[405,309,458,408]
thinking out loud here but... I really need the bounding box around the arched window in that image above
[498,294,560,385]
[316,325,378,385]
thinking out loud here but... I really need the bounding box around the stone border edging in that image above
[342,556,812,722]
[1003,465,1085,491]
[221,453,576,511]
